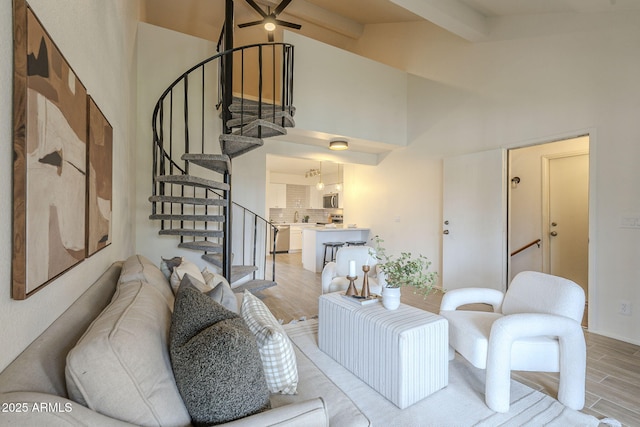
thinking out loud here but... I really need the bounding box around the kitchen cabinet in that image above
[289,225,303,252]
[309,186,323,209]
[267,183,287,208]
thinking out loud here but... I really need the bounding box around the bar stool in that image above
[346,240,366,246]
[323,242,345,267]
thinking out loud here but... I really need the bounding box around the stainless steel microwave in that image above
[323,193,338,208]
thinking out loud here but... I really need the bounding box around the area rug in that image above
[284,319,606,427]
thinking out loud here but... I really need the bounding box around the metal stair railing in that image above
[150,42,294,285]
[151,42,294,191]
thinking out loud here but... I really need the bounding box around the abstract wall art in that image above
[86,97,113,257]
[13,0,88,299]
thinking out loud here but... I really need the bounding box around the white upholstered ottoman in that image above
[318,292,449,409]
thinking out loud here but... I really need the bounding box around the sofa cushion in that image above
[203,269,238,313]
[241,291,298,394]
[170,281,270,426]
[169,259,206,294]
[119,254,174,308]
[65,280,190,427]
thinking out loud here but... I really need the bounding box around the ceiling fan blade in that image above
[274,19,301,30]
[268,32,275,42]
[238,20,265,28]
[273,0,293,16]
[244,0,267,18]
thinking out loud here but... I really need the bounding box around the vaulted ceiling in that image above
[141,0,640,47]
[140,0,640,171]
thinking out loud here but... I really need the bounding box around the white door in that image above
[545,154,589,297]
[442,149,507,291]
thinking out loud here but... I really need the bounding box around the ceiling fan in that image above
[238,0,302,42]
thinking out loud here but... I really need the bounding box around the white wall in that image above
[347,13,640,343]
[284,32,408,148]
[0,0,139,370]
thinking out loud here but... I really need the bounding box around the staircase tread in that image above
[231,280,277,294]
[233,119,286,139]
[156,175,230,191]
[179,241,223,252]
[201,254,259,282]
[219,134,264,159]
[159,229,224,237]
[182,154,231,174]
[230,98,296,116]
[149,195,227,206]
[228,111,295,129]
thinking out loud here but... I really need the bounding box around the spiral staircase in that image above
[149,41,295,292]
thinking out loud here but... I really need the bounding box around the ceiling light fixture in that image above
[305,168,320,178]
[264,17,276,31]
[329,139,348,151]
[316,162,324,190]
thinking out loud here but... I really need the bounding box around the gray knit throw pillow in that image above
[170,282,270,426]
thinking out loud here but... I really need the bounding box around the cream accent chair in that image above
[321,246,386,294]
[439,271,586,413]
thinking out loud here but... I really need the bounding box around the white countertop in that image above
[303,226,369,232]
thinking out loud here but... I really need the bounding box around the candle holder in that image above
[360,265,371,298]
[345,275,358,296]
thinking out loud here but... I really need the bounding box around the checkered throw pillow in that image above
[241,291,298,394]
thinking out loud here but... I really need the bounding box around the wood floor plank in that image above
[591,398,640,426]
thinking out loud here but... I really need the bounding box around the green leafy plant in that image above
[370,235,438,297]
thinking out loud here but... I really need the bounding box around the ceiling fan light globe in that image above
[264,21,276,31]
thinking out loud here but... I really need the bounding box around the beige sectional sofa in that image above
[0,256,370,426]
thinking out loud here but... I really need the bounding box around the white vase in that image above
[382,286,401,310]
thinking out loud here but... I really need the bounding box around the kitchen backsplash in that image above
[269,184,342,223]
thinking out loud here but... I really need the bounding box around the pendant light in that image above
[316,161,324,190]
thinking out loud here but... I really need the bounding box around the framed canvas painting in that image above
[86,96,113,257]
[13,0,87,299]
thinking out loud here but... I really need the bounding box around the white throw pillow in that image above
[241,291,298,394]
[169,259,206,294]
[65,280,190,426]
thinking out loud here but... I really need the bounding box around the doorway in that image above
[508,136,589,325]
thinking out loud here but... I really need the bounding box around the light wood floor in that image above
[256,253,640,426]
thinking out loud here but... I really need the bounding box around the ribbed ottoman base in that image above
[319,292,449,409]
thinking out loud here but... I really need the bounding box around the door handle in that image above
[550,231,558,237]
[443,230,449,235]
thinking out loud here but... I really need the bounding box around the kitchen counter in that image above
[310,226,369,232]
[301,227,370,273]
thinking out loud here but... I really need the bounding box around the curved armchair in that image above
[321,246,385,294]
[439,271,586,413]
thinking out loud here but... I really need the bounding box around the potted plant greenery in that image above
[370,235,438,310]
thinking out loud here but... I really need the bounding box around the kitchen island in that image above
[302,226,370,273]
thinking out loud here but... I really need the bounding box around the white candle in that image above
[349,260,356,277]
